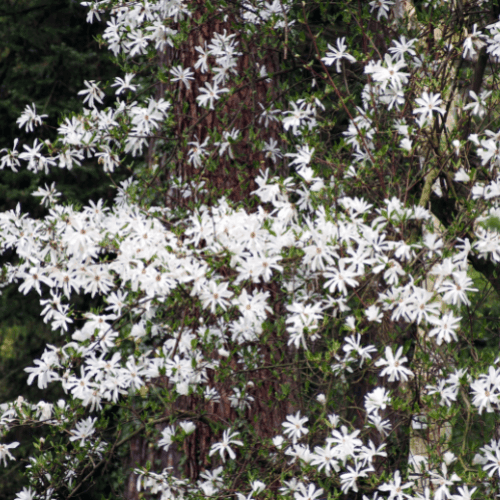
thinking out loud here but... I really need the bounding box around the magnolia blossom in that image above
[0,442,19,467]
[209,429,243,462]
[375,347,413,382]
[322,37,356,72]
[2,1,500,499]
[413,91,445,122]
[282,412,309,443]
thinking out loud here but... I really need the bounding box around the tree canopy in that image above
[2,1,500,500]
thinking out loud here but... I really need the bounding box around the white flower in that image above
[158,426,175,451]
[258,103,281,128]
[78,80,105,108]
[18,267,55,296]
[14,487,35,500]
[375,346,413,382]
[273,435,285,449]
[323,261,359,296]
[282,411,309,443]
[388,36,417,60]
[125,30,149,56]
[294,483,324,500]
[209,429,243,462]
[252,481,266,494]
[194,42,210,73]
[369,0,394,20]
[478,441,500,476]
[340,460,373,493]
[365,54,409,91]
[364,387,391,414]
[0,441,19,467]
[179,421,196,434]
[365,305,383,323]
[286,144,314,169]
[69,417,97,447]
[378,470,414,500]
[170,65,195,89]
[199,466,224,495]
[282,100,316,135]
[111,73,137,95]
[310,443,339,475]
[408,287,440,325]
[32,182,61,207]
[187,136,209,168]
[463,24,485,59]
[200,281,233,313]
[322,37,356,72]
[438,271,477,306]
[328,425,362,460]
[430,463,461,500]
[413,92,445,122]
[0,138,21,171]
[316,393,326,404]
[229,387,255,410]
[470,374,499,415]
[400,138,412,151]
[16,103,48,132]
[452,485,476,500]
[328,413,340,428]
[428,312,461,345]
[214,128,240,159]
[454,167,470,182]
[368,414,392,436]
[196,81,229,109]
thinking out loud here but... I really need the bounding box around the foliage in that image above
[3,1,500,500]
[0,1,121,497]
[0,0,122,212]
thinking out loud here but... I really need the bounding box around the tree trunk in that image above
[125,4,290,498]
[151,0,283,205]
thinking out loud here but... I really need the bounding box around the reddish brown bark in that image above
[125,5,289,498]
[125,346,296,499]
[152,0,283,205]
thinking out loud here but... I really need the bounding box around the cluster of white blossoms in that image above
[3,0,500,499]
